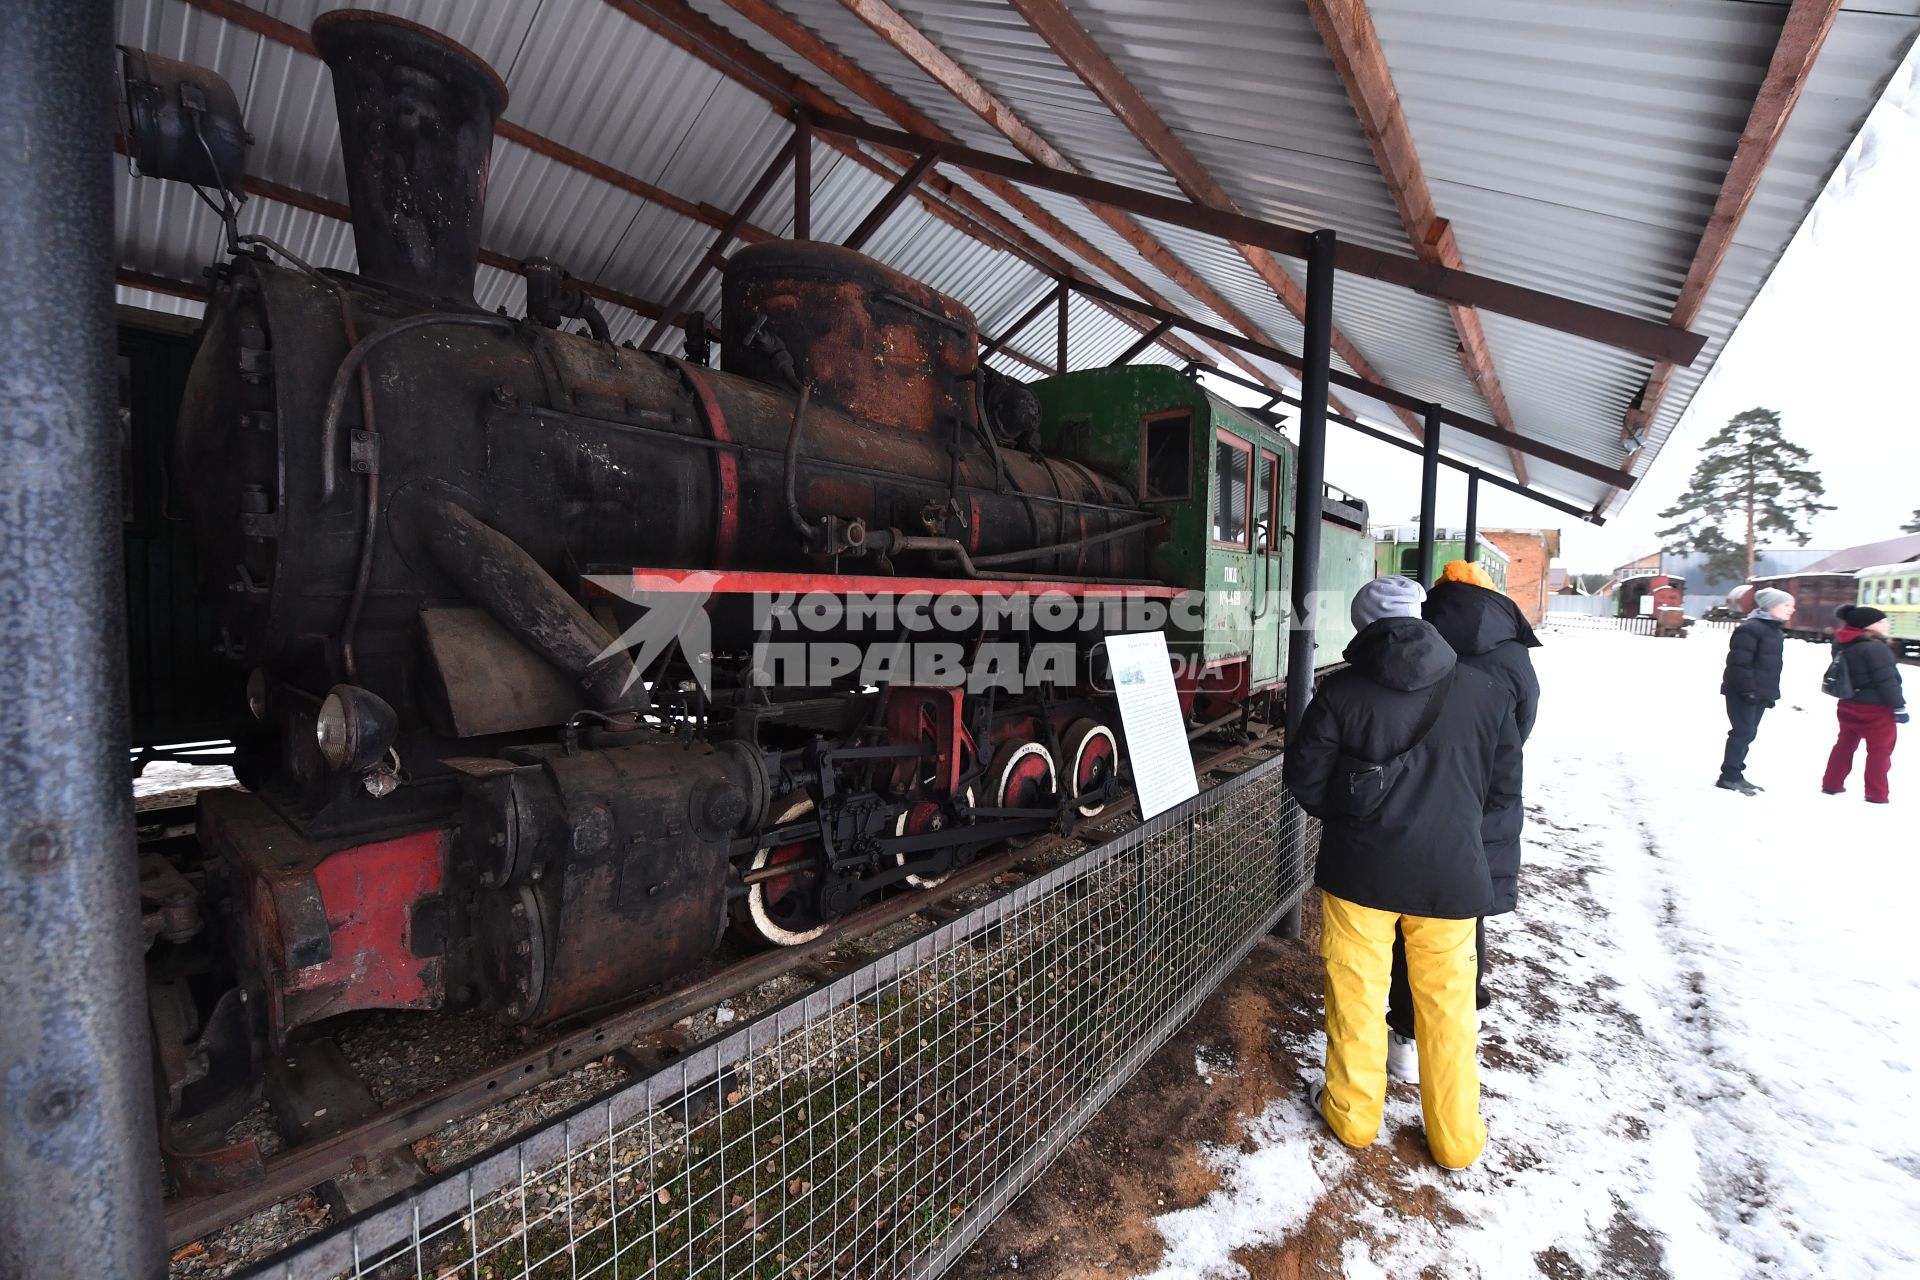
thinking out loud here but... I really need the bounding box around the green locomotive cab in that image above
[1029,364,1374,710]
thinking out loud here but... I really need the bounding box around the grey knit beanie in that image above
[1351,576,1427,630]
[1753,587,1794,612]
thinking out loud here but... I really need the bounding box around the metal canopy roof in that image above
[112,0,1920,519]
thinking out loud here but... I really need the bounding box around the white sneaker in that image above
[1387,1032,1419,1084]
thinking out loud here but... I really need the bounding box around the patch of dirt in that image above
[947,897,1329,1279]
[952,887,1669,1280]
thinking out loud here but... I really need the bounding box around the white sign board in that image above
[1105,630,1200,820]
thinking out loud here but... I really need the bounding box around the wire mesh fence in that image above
[242,749,1312,1280]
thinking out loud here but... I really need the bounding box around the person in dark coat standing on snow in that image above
[1284,576,1523,1171]
[1718,587,1793,795]
[1821,604,1906,803]
[1378,559,1542,1084]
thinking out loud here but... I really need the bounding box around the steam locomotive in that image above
[126,11,1374,1176]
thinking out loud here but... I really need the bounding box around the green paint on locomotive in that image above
[1372,533,1511,592]
[1028,364,1372,683]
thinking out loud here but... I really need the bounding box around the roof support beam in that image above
[1625,0,1841,431]
[807,112,1708,368]
[1201,364,1602,524]
[1601,0,1841,515]
[835,0,1332,408]
[613,0,1231,379]
[642,131,798,348]
[1074,277,1634,489]
[1299,0,1527,481]
[1006,0,1427,441]
[841,151,936,251]
[1111,320,1172,367]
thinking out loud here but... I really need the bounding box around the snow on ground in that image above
[1145,624,1918,1279]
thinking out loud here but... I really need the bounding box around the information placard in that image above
[1105,630,1201,820]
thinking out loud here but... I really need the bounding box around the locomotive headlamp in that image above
[315,684,398,773]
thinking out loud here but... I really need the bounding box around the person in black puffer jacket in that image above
[1717,588,1793,794]
[1821,604,1907,803]
[1374,562,1542,1081]
[1285,576,1522,1170]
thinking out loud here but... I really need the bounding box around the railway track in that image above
[162,729,1282,1250]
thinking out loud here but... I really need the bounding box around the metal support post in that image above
[1465,471,1481,561]
[792,114,811,241]
[1276,229,1336,941]
[1,2,165,1274]
[1055,279,1069,373]
[1285,230,1335,743]
[1416,404,1441,585]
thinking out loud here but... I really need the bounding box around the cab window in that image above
[1140,411,1191,501]
[1212,433,1251,546]
[1253,451,1280,553]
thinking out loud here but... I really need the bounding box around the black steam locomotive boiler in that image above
[132,10,1184,1161]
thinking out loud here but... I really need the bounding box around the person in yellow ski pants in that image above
[1284,576,1519,1170]
[1319,893,1485,1169]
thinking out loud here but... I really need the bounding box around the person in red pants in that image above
[1822,605,1907,804]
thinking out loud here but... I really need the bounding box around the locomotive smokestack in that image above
[312,9,508,301]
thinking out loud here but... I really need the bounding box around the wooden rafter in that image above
[1008,0,1428,442]
[831,0,1322,402]
[1299,0,1528,481]
[1600,0,1841,514]
[606,0,1238,379]
[1628,0,1841,434]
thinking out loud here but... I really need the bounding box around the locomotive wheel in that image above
[1062,719,1119,818]
[893,785,977,889]
[731,794,829,949]
[990,740,1058,810]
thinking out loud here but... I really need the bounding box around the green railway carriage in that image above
[1030,364,1376,701]
[1855,563,1920,658]
[1372,527,1510,591]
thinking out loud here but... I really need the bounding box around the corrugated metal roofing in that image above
[110,0,1919,520]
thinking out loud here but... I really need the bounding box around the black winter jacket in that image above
[1833,628,1906,710]
[1721,613,1786,705]
[1423,581,1542,742]
[1421,581,1539,913]
[1284,617,1523,920]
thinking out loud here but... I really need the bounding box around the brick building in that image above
[1483,529,1562,624]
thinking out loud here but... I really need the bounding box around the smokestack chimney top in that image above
[312,9,509,300]
[313,9,509,115]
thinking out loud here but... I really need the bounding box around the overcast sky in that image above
[1208,45,1920,575]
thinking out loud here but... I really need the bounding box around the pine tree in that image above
[1905,509,1920,534]
[1655,408,1831,583]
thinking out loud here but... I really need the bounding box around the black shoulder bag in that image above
[1329,669,1456,819]
[1821,642,1856,700]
